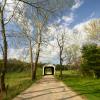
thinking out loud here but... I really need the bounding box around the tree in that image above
[13,6,35,80]
[31,5,50,79]
[64,44,81,70]
[84,19,100,42]
[0,0,22,91]
[0,0,77,83]
[81,43,100,78]
[0,0,8,91]
[14,0,75,79]
[56,27,66,77]
[13,2,49,79]
[70,45,80,66]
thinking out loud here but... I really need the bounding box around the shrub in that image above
[0,59,44,73]
[81,43,100,78]
[0,59,30,73]
[55,64,68,71]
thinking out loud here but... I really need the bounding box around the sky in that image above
[54,0,100,28]
[39,0,100,64]
[70,0,100,27]
[0,0,100,64]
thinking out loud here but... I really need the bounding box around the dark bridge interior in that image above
[44,67,54,75]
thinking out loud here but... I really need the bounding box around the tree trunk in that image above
[0,76,3,100]
[33,33,41,79]
[29,40,34,81]
[0,7,8,91]
[59,50,63,77]
[33,42,41,79]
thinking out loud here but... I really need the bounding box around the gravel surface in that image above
[13,75,84,100]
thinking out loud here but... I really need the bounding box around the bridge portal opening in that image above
[43,64,55,75]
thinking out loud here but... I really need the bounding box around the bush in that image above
[55,64,68,71]
[0,59,45,73]
[81,43,100,78]
[0,59,31,73]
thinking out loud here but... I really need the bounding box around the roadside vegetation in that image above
[0,59,42,100]
[56,70,100,100]
[0,0,100,100]
[56,43,100,100]
[81,43,100,78]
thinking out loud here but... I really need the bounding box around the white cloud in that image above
[73,18,98,32]
[6,0,16,14]
[7,48,29,61]
[8,48,23,59]
[73,20,89,41]
[6,18,99,64]
[55,18,61,24]
[1,0,98,64]
[39,39,59,63]
[71,0,83,11]
[62,13,74,25]
[74,22,87,32]
[56,0,83,27]
[90,12,95,18]
[38,25,74,63]
[0,19,90,64]
[73,18,100,44]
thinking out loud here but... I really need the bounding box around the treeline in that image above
[56,43,100,78]
[55,64,79,70]
[0,59,43,73]
[81,43,100,78]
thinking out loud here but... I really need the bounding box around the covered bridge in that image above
[43,64,56,75]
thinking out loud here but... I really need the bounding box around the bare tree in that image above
[67,45,80,69]
[13,2,49,79]
[56,27,66,77]
[13,7,35,80]
[0,0,76,83]
[63,32,81,70]
[64,47,73,65]
[0,0,19,91]
[0,0,8,91]
[14,0,74,79]
[84,19,100,42]
[33,14,48,79]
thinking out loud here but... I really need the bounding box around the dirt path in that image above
[13,75,84,100]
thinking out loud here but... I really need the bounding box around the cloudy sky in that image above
[0,0,100,64]
[39,0,100,64]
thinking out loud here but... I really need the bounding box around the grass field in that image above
[3,68,42,100]
[56,70,100,100]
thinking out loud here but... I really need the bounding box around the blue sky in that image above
[40,0,100,64]
[69,0,100,27]
[4,0,100,33]
[0,0,100,63]
[47,0,100,30]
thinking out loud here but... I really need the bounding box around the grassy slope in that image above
[3,68,42,100]
[56,70,100,100]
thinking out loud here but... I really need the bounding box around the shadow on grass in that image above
[56,74,100,99]
[4,79,33,100]
[58,90,100,100]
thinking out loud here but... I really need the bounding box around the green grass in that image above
[56,70,100,100]
[3,68,42,100]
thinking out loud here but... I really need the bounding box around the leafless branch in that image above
[4,1,20,25]
[0,44,4,58]
[17,0,55,13]
[2,0,7,11]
